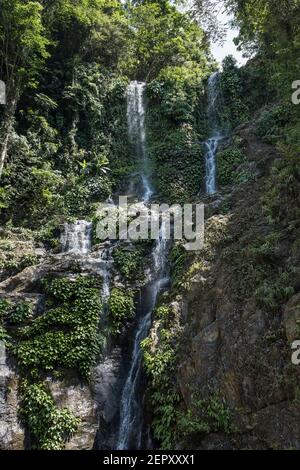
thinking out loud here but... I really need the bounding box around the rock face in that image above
[0,252,102,450]
[173,125,300,449]
[47,376,98,450]
[283,294,300,344]
[92,350,124,449]
[0,341,24,450]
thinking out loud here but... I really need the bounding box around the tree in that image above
[191,0,300,97]
[0,0,49,177]
[127,0,210,80]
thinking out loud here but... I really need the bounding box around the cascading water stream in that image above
[204,72,223,195]
[127,81,154,203]
[60,216,112,314]
[116,81,169,450]
[61,220,93,255]
[60,83,168,450]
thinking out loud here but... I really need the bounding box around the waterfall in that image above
[204,72,223,195]
[116,232,168,450]
[116,81,169,450]
[99,245,113,304]
[127,81,153,203]
[60,220,92,255]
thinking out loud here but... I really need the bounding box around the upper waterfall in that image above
[204,72,223,195]
[127,81,153,202]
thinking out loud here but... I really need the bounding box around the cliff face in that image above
[180,124,300,449]
[144,120,300,450]
[0,117,299,451]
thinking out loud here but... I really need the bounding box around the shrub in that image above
[113,243,152,281]
[256,104,293,144]
[141,303,180,449]
[108,288,135,335]
[255,268,297,310]
[217,147,246,186]
[177,394,234,445]
[9,302,33,325]
[20,382,79,450]
[13,276,102,378]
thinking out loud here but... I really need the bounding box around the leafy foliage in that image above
[20,381,79,450]
[141,301,181,449]
[219,55,249,130]
[256,104,294,144]
[11,276,102,378]
[113,243,152,281]
[177,394,234,445]
[108,288,135,335]
[217,146,246,186]
[147,63,210,202]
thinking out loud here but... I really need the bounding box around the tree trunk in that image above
[0,97,17,179]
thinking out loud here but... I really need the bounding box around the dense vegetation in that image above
[0,0,300,452]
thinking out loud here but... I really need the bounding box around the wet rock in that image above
[92,350,124,449]
[47,376,98,450]
[0,342,24,450]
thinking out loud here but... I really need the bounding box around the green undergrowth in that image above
[112,241,153,282]
[108,288,135,336]
[20,381,80,450]
[217,146,247,186]
[141,301,181,449]
[146,65,208,204]
[0,254,41,278]
[176,393,235,447]
[0,275,103,449]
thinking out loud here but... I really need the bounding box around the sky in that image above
[211,8,248,66]
[177,0,248,66]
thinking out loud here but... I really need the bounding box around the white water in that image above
[99,245,113,303]
[60,214,113,311]
[60,220,92,254]
[127,81,154,203]
[116,81,169,450]
[116,227,168,450]
[60,83,168,450]
[204,72,223,195]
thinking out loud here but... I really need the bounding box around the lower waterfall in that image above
[60,81,169,451]
[116,229,169,450]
